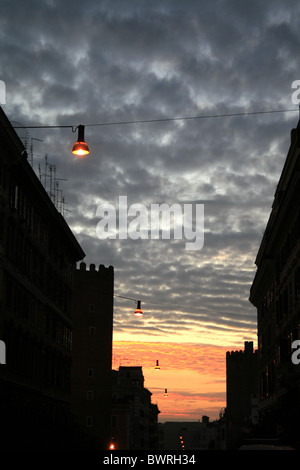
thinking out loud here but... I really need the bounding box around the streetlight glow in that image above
[72,125,90,156]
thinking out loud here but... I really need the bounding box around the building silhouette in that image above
[0,106,161,451]
[226,341,258,449]
[162,415,226,450]
[0,106,86,449]
[249,119,300,448]
[70,261,114,450]
[111,366,160,450]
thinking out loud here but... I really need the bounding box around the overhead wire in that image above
[70,282,255,321]
[11,105,277,328]
[84,107,298,128]
[96,291,256,321]
[80,105,281,327]
[9,107,299,131]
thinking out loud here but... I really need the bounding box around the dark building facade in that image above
[249,120,300,448]
[0,106,86,448]
[111,366,160,450]
[226,341,258,449]
[70,261,114,450]
[162,416,226,450]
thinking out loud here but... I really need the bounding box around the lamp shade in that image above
[134,300,143,316]
[72,125,90,156]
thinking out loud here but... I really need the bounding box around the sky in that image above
[2,0,300,421]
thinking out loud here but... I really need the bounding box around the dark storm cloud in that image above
[2,0,300,344]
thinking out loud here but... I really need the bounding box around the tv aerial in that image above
[11,120,30,150]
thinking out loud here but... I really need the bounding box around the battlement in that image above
[78,261,114,274]
[226,341,257,358]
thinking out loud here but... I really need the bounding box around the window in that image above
[89,304,95,313]
[295,268,300,300]
[111,415,117,427]
[87,390,94,400]
[89,326,96,335]
[88,368,94,378]
[86,416,93,427]
[0,210,4,243]
[0,158,6,190]
[9,181,18,210]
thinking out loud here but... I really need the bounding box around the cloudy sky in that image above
[2,0,300,420]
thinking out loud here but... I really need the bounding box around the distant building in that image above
[249,120,300,448]
[70,261,114,450]
[0,106,85,449]
[111,366,160,450]
[162,415,226,450]
[226,341,258,449]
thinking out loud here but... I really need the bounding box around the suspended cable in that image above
[107,292,255,320]
[8,107,298,131]
[84,107,298,128]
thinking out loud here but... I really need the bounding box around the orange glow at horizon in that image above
[112,340,253,422]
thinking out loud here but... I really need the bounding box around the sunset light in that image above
[3,0,300,453]
[112,339,250,421]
